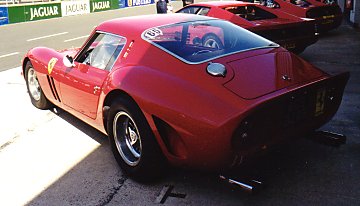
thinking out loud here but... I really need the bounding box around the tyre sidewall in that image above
[24,61,51,109]
[107,98,165,180]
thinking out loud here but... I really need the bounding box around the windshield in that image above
[142,19,278,64]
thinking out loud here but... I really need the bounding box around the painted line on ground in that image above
[64,35,89,43]
[27,32,69,42]
[0,52,20,59]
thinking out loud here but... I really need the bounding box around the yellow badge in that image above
[48,57,58,75]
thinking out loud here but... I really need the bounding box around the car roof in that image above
[190,1,255,7]
[96,14,217,37]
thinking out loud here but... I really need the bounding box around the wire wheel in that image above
[27,67,41,101]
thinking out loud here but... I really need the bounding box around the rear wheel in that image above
[24,61,52,109]
[107,98,166,181]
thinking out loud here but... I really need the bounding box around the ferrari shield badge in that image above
[48,57,58,75]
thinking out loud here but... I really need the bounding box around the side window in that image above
[197,7,210,15]
[226,6,277,20]
[290,0,311,7]
[260,0,281,8]
[76,33,126,70]
[177,6,210,15]
[177,6,201,14]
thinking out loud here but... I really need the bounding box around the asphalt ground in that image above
[0,2,359,206]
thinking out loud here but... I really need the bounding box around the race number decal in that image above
[48,57,58,75]
[143,28,163,39]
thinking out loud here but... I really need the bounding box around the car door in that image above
[60,32,126,119]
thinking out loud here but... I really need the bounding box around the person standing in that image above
[182,0,194,7]
[156,0,168,14]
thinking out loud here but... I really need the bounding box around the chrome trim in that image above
[207,62,226,77]
[219,175,253,193]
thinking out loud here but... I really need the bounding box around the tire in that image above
[107,98,166,181]
[24,61,52,110]
[202,33,224,49]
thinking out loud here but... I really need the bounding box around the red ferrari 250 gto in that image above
[259,0,343,33]
[23,14,349,180]
[177,1,318,53]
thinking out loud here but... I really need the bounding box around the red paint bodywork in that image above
[263,0,343,32]
[23,14,349,170]
[176,1,318,52]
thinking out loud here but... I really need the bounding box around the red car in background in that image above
[176,1,318,53]
[23,14,349,180]
[312,0,338,5]
[260,0,343,33]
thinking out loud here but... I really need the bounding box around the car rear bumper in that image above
[276,34,319,53]
[229,71,349,166]
[315,15,343,33]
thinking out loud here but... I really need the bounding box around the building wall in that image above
[338,0,359,27]
[349,0,359,26]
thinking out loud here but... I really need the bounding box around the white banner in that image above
[61,1,90,17]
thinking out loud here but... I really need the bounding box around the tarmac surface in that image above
[0,2,359,206]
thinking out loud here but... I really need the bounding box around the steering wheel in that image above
[89,44,112,69]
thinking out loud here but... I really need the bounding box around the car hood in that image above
[224,51,325,99]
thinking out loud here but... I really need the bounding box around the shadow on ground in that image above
[27,23,360,206]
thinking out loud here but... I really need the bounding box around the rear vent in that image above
[153,116,187,158]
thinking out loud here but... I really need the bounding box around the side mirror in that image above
[63,55,75,68]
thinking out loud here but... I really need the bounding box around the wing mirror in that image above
[63,55,75,68]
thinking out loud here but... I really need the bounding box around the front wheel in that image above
[24,61,52,109]
[107,98,166,181]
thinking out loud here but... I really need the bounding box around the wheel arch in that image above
[102,89,139,134]
[22,57,31,79]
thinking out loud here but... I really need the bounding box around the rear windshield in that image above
[142,19,277,64]
[224,5,277,21]
[177,6,210,16]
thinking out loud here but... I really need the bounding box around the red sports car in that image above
[23,14,349,180]
[311,0,338,5]
[176,1,318,53]
[259,0,343,33]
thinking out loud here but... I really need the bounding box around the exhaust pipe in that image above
[311,131,346,147]
[219,175,263,193]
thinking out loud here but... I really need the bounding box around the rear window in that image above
[289,0,311,8]
[142,19,277,64]
[177,6,210,16]
[224,5,277,21]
